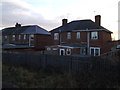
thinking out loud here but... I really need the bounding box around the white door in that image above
[60,49,65,56]
[90,47,100,56]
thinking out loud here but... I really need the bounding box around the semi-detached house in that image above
[46,15,113,56]
[2,23,52,51]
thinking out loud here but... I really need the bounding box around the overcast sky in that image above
[0,0,119,39]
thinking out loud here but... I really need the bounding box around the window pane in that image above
[12,35,15,40]
[18,35,21,40]
[54,33,59,40]
[30,34,34,40]
[91,49,94,56]
[24,34,26,40]
[91,32,98,39]
[5,36,7,39]
[67,32,71,39]
[95,49,99,56]
[77,32,80,39]
[66,48,71,55]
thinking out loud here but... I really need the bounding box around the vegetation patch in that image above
[2,63,120,88]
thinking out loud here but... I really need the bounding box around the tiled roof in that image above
[2,25,51,35]
[50,20,112,33]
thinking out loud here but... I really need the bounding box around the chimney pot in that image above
[95,15,101,26]
[62,19,68,26]
[15,23,21,27]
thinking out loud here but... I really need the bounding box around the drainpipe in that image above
[59,29,61,45]
[87,29,90,56]
[29,34,31,47]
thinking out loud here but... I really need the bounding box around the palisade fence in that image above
[2,52,120,76]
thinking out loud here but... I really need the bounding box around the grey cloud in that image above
[1,1,60,30]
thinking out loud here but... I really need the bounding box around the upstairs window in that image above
[24,34,26,40]
[12,35,15,41]
[30,34,34,40]
[18,35,21,40]
[67,32,71,39]
[54,33,59,40]
[4,36,7,40]
[76,32,80,39]
[91,32,98,40]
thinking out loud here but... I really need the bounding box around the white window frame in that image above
[5,36,7,40]
[18,35,21,40]
[67,32,71,39]
[76,32,80,39]
[54,33,59,40]
[90,47,100,56]
[91,32,98,40]
[66,48,71,55]
[30,34,34,40]
[24,34,26,40]
[60,49,65,56]
[12,35,15,41]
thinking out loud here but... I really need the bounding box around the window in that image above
[47,48,51,51]
[18,35,21,40]
[77,32,80,39]
[12,35,15,41]
[30,34,34,40]
[24,34,26,40]
[67,32,71,39]
[66,48,71,55]
[90,47,100,56]
[54,33,59,40]
[91,32,98,39]
[53,48,58,50]
[4,36,7,40]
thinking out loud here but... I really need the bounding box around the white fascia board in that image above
[72,29,105,32]
[57,45,74,48]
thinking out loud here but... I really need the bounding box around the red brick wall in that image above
[6,34,29,44]
[3,34,52,50]
[35,34,52,50]
[46,46,80,55]
[51,30,112,54]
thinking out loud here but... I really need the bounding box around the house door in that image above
[60,49,65,56]
[90,47,100,56]
[81,47,87,55]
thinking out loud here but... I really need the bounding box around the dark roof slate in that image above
[2,25,50,35]
[51,20,112,33]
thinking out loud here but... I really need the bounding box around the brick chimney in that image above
[15,23,21,28]
[95,15,101,26]
[62,19,68,26]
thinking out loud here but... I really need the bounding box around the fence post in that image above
[42,54,46,69]
[69,56,72,73]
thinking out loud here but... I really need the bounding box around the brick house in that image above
[47,15,113,56]
[2,23,52,51]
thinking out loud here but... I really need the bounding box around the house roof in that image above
[50,20,112,33]
[2,25,51,35]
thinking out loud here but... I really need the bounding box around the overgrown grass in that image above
[2,64,77,88]
[2,63,120,88]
